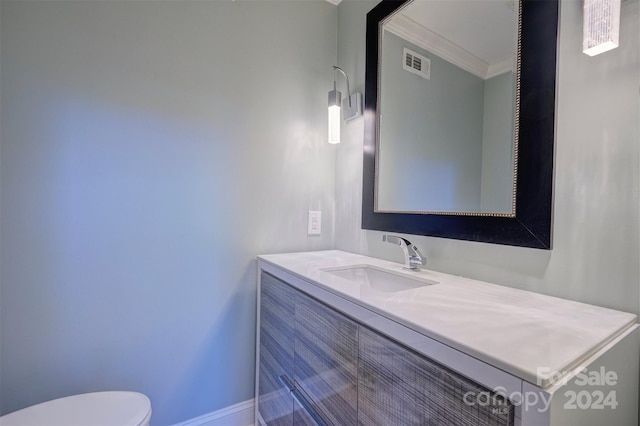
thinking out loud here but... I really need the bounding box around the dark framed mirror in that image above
[362,0,558,249]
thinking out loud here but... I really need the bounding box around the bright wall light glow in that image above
[583,0,621,56]
[328,104,341,144]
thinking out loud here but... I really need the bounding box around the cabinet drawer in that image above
[259,273,296,425]
[358,327,514,426]
[295,293,358,425]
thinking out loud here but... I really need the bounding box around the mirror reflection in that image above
[376,0,520,215]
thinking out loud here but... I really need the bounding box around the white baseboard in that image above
[172,399,254,426]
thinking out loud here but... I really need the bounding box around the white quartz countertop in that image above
[258,250,637,389]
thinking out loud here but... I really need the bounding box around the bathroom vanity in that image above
[254,250,639,426]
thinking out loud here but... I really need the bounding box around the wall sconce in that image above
[583,0,621,56]
[328,66,362,144]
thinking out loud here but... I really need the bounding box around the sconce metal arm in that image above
[333,66,352,108]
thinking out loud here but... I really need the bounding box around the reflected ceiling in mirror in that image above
[376,0,520,215]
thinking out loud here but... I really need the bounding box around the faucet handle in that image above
[382,234,410,247]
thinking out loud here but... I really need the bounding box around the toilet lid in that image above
[0,391,151,426]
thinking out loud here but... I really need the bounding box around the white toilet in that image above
[0,391,151,426]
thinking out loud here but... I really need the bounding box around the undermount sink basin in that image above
[322,265,437,293]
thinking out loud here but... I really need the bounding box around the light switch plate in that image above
[308,211,321,235]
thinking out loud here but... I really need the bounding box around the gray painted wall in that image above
[0,1,336,424]
[336,0,640,316]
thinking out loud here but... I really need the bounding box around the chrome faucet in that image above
[382,234,426,271]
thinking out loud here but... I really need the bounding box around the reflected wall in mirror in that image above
[377,0,519,214]
[363,0,558,249]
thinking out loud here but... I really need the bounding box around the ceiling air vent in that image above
[403,47,430,80]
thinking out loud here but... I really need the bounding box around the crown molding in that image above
[486,58,514,79]
[385,14,513,80]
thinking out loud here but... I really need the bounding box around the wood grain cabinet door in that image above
[358,327,515,426]
[292,405,317,426]
[259,272,296,426]
[294,293,359,425]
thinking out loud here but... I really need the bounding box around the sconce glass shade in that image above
[327,66,361,144]
[328,88,341,144]
[583,0,620,56]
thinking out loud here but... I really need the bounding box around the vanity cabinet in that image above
[256,251,639,426]
[257,270,512,426]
